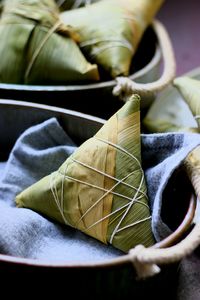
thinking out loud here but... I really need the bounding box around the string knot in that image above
[113,77,136,99]
[128,245,161,280]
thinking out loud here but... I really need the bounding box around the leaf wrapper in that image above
[0,0,99,84]
[174,76,200,129]
[16,95,155,252]
[61,0,164,78]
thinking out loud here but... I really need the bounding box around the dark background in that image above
[158,2,200,299]
[158,0,200,75]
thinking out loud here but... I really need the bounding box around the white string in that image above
[58,171,145,202]
[86,202,151,231]
[58,171,148,229]
[70,157,147,198]
[117,216,152,233]
[110,170,145,243]
[93,138,147,243]
[89,43,133,59]
[194,115,200,120]
[80,38,133,52]
[50,171,69,226]
[75,168,148,228]
[50,137,150,243]
[95,137,142,167]
[78,13,138,58]
[25,21,61,81]
[61,164,68,212]
[86,202,131,230]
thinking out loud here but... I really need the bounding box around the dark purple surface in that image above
[158,0,200,75]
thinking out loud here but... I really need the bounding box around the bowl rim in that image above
[0,38,161,92]
[0,99,196,269]
[0,192,195,269]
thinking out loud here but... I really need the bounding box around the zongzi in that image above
[61,0,164,78]
[0,0,99,84]
[143,79,198,134]
[16,95,155,253]
[174,77,200,129]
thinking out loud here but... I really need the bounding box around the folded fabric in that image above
[142,132,200,241]
[0,118,76,206]
[1,116,200,260]
[0,117,121,260]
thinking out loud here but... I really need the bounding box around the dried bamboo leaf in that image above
[61,0,164,78]
[16,95,155,253]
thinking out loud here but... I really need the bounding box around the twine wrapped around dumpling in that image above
[0,0,99,84]
[174,77,200,128]
[16,95,155,253]
[60,0,164,78]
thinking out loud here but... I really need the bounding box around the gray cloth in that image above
[1,118,200,261]
[142,132,200,241]
[0,118,122,261]
[0,162,6,180]
[0,118,76,206]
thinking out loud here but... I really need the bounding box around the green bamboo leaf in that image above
[143,84,198,134]
[16,95,155,253]
[174,76,200,129]
[143,117,198,134]
[0,0,99,84]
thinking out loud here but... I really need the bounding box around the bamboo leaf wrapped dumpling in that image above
[60,0,164,78]
[16,95,155,253]
[143,92,198,134]
[0,0,99,84]
[174,77,200,129]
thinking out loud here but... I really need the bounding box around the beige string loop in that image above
[127,149,200,280]
[128,223,200,279]
[113,19,176,99]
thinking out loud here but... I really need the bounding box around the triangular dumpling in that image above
[60,0,163,78]
[0,0,99,84]
[16,95,154,252]
[174,77,200,129]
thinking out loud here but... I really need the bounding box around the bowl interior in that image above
[0,100,195,268]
